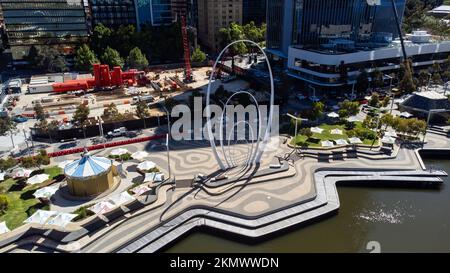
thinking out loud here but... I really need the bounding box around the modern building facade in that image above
[0,0,89,63]
[242,0,266,25]
[88,0,137,29]
[266,0,450,90]
[197,0,243,52]
[136,0,173,27]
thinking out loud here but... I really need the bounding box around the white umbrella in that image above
[0,172,5,182]
[400,111,413,118]
[311,127,324,134]
[131,151,149,161]
[144,172,165,183]
[108,192,135,206]
[110,148,129,156]
[33,184,59,199]
[382,135,396,144]
[26,174,50,185]
[347,116,361,123]
[58,160,74,169]
[384,131,398,138]
[335,139,349,145]
[349,137,363,144]
[88,201,115,214]
[14,168,33,178]
[0,221,10,234]
[330,128,343,135]
[47,212,77,228]
[131,185,152,196]
[24,210,57,225]
[327,112,339,118]
[137,161,157,171]
[321,140,335,147]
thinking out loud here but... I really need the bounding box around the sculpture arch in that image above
[205,40,275,170]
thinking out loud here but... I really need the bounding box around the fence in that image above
[31,116,168,142]
[47,134,166,158]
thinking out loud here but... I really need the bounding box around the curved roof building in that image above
[65,155,112,179]
[64,153,116,197]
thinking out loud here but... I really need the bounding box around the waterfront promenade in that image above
[0,133,448,253]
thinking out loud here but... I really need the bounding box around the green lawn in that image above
[0,166,62,230]
[291,122,378,148]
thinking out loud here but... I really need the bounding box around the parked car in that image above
[107,127,127,138]
[12,115,28,123]
[125,131,138,138]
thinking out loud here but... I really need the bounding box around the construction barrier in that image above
[47,134,165,158]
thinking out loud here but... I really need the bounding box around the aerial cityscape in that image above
[0,0,449,256]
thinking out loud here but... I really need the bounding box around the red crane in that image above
[181,15,193,83]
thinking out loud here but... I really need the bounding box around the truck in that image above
[106,127,127,138]
[132,95,155,105]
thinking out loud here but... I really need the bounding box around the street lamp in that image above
[426,73,432,91]
[162,106,172,181]
[384,74,395,114]
[286,113,308,145]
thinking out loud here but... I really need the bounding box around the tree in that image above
[35,149,50,168]
[219,22,247,55]
[0,117,16,137]
[91,23,112,55]
[382,96,391,108]
[398,60,416,93]
[339,100,360,117]
[75,44,98,71]
[127,47,149,70]
[432,72,443,85]
[0,157,18,172]
[72,104,90,126]
[311,102,325,121]
[0,195,8,215]
[114,25,138,57]
[191,47,206,63]
[35,47,68,73]
[102,103,121,121]
[369,93,380,107]
[418,70,429,87]
[101,47,124,68]
[24,45,41,67]
[299,128,313,139]
[135,101,149,119]
[135,101,149,128]
[372,69,384,89]
[33,103,46,122]
[355,70,370,94]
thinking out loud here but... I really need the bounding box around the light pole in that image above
[444,81,449,96]
[384,74,395,114]
[426,73,432,91]
[308,85,316,99]
[286,113,308,146]
[162,106,172,181]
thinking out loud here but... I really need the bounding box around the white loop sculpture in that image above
[205,40,275,170]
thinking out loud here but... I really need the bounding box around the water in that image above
[166,159,450,253]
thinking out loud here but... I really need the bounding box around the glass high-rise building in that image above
[265,0,450,90]
[89,0,137,29]
[242,0,266,26]
[136,0,172,27]
[0,0,89,62]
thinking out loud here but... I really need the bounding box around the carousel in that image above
[64,152,119,197]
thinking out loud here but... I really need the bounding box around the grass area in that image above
[291,122,378,148]
[0,166,62,230]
